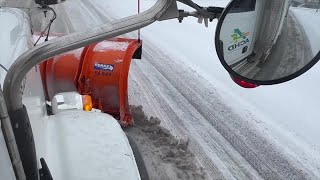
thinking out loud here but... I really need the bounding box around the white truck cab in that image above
[220,0,265,65]
[219,0,291,66]
[0,7,142,180]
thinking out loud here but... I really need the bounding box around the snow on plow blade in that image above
[40,38,142,126]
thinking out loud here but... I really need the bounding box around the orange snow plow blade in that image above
[40,38,142,126]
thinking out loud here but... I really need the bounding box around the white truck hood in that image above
[45,110,141,180]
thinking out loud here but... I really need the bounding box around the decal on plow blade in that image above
[40,38,142,126]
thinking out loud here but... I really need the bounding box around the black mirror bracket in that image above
[176,0,224,26]
[34,0,66,6]
[39,158,53,180]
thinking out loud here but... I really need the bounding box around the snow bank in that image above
[291,7,320,56]
[93,41,129,52]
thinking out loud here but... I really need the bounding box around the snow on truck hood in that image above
[0,8,32,85]
[45,110,141,180]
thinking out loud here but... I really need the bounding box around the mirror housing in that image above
[35,0,66,6]
[230,75,259,88]
[215,0,320,85]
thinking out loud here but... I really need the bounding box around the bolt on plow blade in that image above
[40,38,142,126]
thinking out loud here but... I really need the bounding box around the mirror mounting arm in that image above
[177,7,223,24]
[177,0,223,24]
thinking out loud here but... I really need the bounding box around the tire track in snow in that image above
[128,59,262,180]
[48,0,106,34]
[139,40,317,180]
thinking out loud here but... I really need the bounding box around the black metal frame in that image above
[35,0,62,6]
[215,0,320,85]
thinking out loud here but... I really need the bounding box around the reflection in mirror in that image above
[218,0,320,81]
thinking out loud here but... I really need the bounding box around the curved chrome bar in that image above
[4,0,176,111]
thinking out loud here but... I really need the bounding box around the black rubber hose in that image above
[9,106,39,180]
[126,135,150,180]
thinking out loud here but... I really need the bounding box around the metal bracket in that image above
[177,6,223,26]
[34,0,65,6]
[176,0,223,26]
[158,0,179,21]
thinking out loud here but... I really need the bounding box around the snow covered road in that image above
[131,39,317,179]
[31,0,320,179]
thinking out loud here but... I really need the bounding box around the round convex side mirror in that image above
[35,0,66,6]
[215,0,320,85]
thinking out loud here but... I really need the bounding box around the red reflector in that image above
[231,76,259,89]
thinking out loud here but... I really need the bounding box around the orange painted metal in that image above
[40,48,83,100]
[40,38,142,126]
[78,38,141,126]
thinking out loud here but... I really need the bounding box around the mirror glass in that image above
[216,0,320,82]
